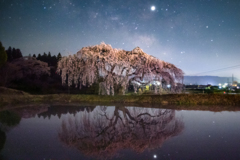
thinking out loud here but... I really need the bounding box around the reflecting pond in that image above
[0,105,240,160]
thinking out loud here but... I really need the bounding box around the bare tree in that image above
[59,106,184,159]
[57,43,184,95]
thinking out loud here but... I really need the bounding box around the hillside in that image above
[0,87,29,95]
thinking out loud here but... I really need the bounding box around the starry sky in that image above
[0,0,240,79]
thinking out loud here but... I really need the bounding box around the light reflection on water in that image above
[0,105,240,160]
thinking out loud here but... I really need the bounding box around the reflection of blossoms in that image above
[59,106,184,159]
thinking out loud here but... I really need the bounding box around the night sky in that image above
[1,0,240,78]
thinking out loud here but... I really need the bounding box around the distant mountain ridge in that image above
[183,76,239,85]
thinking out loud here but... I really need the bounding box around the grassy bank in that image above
[1,87,240,109]
[1,92,240,106]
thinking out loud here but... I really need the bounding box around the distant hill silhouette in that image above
[184,76,239,85]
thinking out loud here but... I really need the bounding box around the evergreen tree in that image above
[33,54,36,58]
[57,52,62,61]
[47,52,52,66]
[47,52,51,58]
[6,46,13,62]
[37,53,41,60]
[43,52,47,57]
[15,49,22,59]
[0,42,7,68]
[52,55,58,66]
[5,47,22,61]
[12,48,16,59]
[42,52,47,62]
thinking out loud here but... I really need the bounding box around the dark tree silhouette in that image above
[57,52,62,61]
[59,106,184,159]
[0,111,21,127]
[37,52,58,67]
[0,130,6,152]
[6,46,13,61]
[37,53,41,59]
[0,110,21,152]
[6,46,23,62]
[47,52,51,58]
[51,55,58,66]
[36,52,59,67]
[12,48,22,60]
[0,41,7,68]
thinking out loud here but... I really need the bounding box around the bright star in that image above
[153,154,157,158]
[151,6,156,11]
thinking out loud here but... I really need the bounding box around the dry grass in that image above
[1,87,240,110]
[1,93,240,105]
[0,87,29,95]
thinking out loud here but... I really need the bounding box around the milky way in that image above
[0,0,240,78]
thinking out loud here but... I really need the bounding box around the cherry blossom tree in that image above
[11,56,50,79]
[0,56,50,86]
[57,43,184,95]
[59,106,184,159]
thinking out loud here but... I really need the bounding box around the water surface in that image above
[0,105,240,160]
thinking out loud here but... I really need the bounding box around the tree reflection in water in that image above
[59,106,184,159]
[0,110,21,153]
[0,130,6,152]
